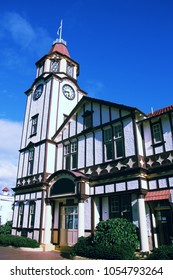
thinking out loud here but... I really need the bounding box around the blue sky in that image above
[0,0,173,189]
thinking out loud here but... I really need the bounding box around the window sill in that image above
[151,141,165,147]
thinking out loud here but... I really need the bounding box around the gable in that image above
[53,96,138,142]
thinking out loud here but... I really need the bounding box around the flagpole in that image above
[59,20,62,41]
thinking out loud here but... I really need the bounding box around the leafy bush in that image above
[147,245,173,260]
[0,234,40,248]
[73,218,139,259]
[94,218,139,250]
[0,221,12,235]
[73,236,136,259]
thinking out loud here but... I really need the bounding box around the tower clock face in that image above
[33,84,43,100]
[62,84,75,100]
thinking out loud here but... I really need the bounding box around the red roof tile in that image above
[49,43,70,57]
[147,105,173,117]
[145,190,170,201]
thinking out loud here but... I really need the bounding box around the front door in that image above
[60,206,78,246]
[155,209,173,245]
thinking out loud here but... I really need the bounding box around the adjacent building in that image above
[12,32,173,251]
[0,188,14,225]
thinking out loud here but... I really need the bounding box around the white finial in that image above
[53,19,66,45]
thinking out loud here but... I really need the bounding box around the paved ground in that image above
[0,246,68,260]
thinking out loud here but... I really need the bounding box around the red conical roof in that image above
[49,42,70,57]
[2,187,9,192]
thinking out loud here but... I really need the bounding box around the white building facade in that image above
[12,35,173,252]
[0,188,14,225]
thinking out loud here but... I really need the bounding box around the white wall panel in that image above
[84,198,91,230]
[23,202,29,227]
[93,103,100,127]
[101,105,109,124]
[124,118,135,157]
[78,137,85,168]
[38,144,45,173]
[77,112,83,134]
[57,143,63,170]
[111,107,120,120]
[162,117,173,151]
[149,180,157,190]
[46,143,56,173]
[94,130,103,164]
[86,134,93,167]
[102,197,109,220]
[144,121,153,156]
[70,118,76,137]
[34,200,41,228]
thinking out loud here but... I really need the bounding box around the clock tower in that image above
[13,25,86,243]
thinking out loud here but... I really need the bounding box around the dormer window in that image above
[152,122,162,143]
[83,110,93,130]
[67,63,73,77]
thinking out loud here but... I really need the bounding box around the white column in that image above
[138,194,150,252]
[43,203,54,251]
[151,212,158,248]
[78,201,85,238]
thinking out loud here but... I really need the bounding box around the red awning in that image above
[145,190,170,201]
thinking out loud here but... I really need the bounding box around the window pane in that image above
[71,142,77,153]
[115,138,124,158]
[104,128,112,142]
[84,115,92,129]
[72,153,77,169]
[114,124,122,138]
[105,142,113,160]
[65,155,70,170]
[64,144,70,155]
[152,123,162,143]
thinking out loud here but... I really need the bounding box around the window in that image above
[110,195,131,221]
[104,123,124,161]
[52,60,59,73]
[152,123,162,143]
[67,63,73,77]
[64,141,77,170]
[28,148,34,175]
[31,115,38,136]
[18,203,24,227]
[104,128,113,160]
[113,123,124,158]
[65,207,78,229]
[29,202,35,228]
[83,110,93,130]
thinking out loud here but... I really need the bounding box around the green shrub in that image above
[147,245,173,260]
[0,234,40,248]
[0,221,12,235]
[73,236,94,258]
[73,236,136,259]
[94,218,139,250]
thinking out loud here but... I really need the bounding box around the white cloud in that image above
[0,119,22,189]
[0,11,52,67]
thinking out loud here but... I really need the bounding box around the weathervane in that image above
[53,19,66,45]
